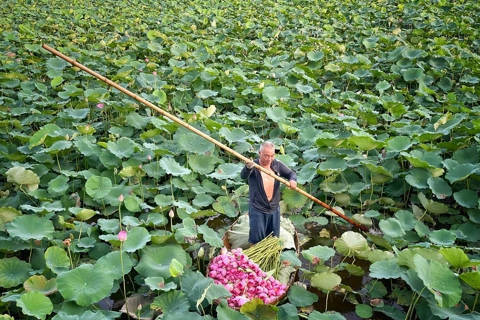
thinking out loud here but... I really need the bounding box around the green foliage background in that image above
[0,0,479,319]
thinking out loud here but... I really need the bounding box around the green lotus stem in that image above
[119,242,130,320]
[471,291,478,314]
[325,290,329,312]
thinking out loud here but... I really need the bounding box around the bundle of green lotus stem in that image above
[244,234,284,278]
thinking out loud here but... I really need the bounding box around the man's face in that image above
[259,146,275,166]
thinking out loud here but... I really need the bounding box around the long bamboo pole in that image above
[42,44,368,232]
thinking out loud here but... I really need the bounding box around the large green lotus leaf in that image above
[263,87,290,105]
[124,195,142,213]
[439,248,477,269]
[219,127,248,143]
[160,157,191,176]
[385,136,412,152]
[177,132,215,154]
[369,259,403,279]
[296,83,313,94]
[334,231,369,257]
[197,224,223,247]
[347,136,383,151]
[318,157,347,172]
[367,250,395,263]
[427,177,452,199]
[7,215,54,241]
[453,189,478,208]
[29,123,61,148]
[135,244,188,278]
[57,264,114,306]
[367,234,392,250]
[145,276,177,291]
[459,272,480,290]
[402,48,425,60]
[154,194,173,207]
[307,51,324,61]
[240,298,278,319]
[402,150,443,168]
[192,193,215,207]
[287,285,319,307]
[414,255,462,308]
[0,206,22,230]
[297,162,318,183]
[96,251,133,280]
[208,163,242,180]
[397,248,448,270]
[429,229,456,246]
[375,80,391,91]
[212,195,237,217]
[0,257,33,288]
[282,186,307,209]
[405,168,431,189]
[402,68,423,81]
[216,302,250,320]
[437,77,453,92]
[173,200,197,214]
[196,89,218,99]
[45,246,70,274]
[302,245,336,263]
[85,175,112,199]
[418,193,449,215]
[46,57,69,70]
[142,161,166,179]
[343,263,365,276]
[460,74,480,84]
[20,201,64,215]
[123,227,151,252]
[467,209,480,224]
[84,88,108,102]
[188,154,219,175]
[277,303,300,320]
[24,275,57,295]
[307,311,347,320]
[43,140,72,154]
[311,272,342,291]
[107,137,136,159]
[394,210,416,231]
[126,112,149,129]
[51,310,110,320]
[6,166,40,192]
[379,218,405,238]
[151,290,190,314]
[47,175,69,197]
[355,304,373,319]
[445,163,477,183]
[17,291,53,320]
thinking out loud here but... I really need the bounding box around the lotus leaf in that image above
[413,255,462,308]
[5,166,40,192]
[287,285,319,307]
[7,215,54,241]
[151,290,190,314]
[57,264,114,306]
[17,291,53,320]
[369,259,403,279]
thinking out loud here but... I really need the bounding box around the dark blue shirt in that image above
[240,159,297,214]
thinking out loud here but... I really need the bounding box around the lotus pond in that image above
[1,0,480,319]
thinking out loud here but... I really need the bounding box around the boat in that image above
[208,214,301,309]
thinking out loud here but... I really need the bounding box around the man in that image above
[240,141,297,244]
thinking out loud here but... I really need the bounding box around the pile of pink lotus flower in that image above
[207,247,287,309]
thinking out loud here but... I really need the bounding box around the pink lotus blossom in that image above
[118,194,124,202]
[145,58,149,62]
[169,209,175,218]
[97,103,104,109]
[118,230,127,241]
[153,71,157,76]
